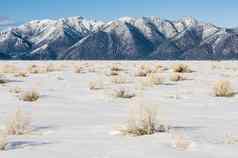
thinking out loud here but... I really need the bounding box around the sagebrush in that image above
[213,80,234,97]
[120,99,160,136]
[6,108,31,135]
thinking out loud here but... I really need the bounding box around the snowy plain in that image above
[0,61,238,158]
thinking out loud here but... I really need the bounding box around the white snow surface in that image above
[0,61,238,158]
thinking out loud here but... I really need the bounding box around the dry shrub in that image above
[213,80,234,97]
[120,99,162,136]
[139,64,153,73]
[105,70,120,76]
[135,64,154,77]
[172,134,192,151]
[6,108,31,135]
[9,87,22,94]
[0,77,7,84]
[211,64,219,70]
[27,64,39,73]
[111,75,128,84]
[0,132,7,150]
[170,73,185,81]
[137,73,163,88]
[30,64,62,73]
[171,64,192,73]
[224,133,238,144]
[0,64,19,74]
[89,79,104,90]
[57,76,64,80]
[135,69,148,77]
[112,87,135,99]
[46,64,61,72]
[154,64,163,70]
[56,63,67,70]
[14,71,29,77]
[74,66,82,73]
[146,73,163,85]
[153,64,167,73]
[232,67,238,72]
[110,64,123,72]
[20,90,40,102]
[88,66,96,73]
[27,64,46,74]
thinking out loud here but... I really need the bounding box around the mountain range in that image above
[0,16,238,60]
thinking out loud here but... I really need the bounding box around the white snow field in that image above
[0,60,238,158]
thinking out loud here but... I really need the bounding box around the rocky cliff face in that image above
[0,16,238,60]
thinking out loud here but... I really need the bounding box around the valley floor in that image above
[0,60,238,158]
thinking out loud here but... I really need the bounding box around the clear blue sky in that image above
[1,0,238,28]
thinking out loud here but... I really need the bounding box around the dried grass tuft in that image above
[14,71,29,77]
[112,87,136,99]
[146,73,163,85]
[89,79,104,90]
[171,64,192,73]
[213,80,234,97]
[74,66,82,73]
[6,108,31,135]
[170,73,185,81]
[119,99,163,136]
[110,64,123,72]
[20,90,40,102]
[0,132,7,151]
[9,87,22,94]
[0,64,19,74]
[111,75,128,84]
[172,133,192,151]
[46,64,61,72]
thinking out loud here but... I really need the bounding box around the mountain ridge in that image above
[0,16,238,60]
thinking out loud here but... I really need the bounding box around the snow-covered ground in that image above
[0,60,238,158]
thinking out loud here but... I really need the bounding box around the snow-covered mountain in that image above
[0,16,238,60]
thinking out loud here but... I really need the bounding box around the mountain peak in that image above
[179,16,198,26]
[118,16,138,23]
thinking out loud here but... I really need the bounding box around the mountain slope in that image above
[0,16,238,60]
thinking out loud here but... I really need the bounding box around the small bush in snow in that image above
[6,108,31,135]
[135,69,148,77]
[89,80,104,90]
[0,77,7,84]
[213,80,234,97]
[14,71,29,77]
[20,90,40,102]
[113,87,135,99]
[137,73,163,88]
[172,134,191,151]
[74,66,82,73]
[27,64,46,74]
[9,87,22,94]
[88,66,96,73]
[170,73,185,81]
[0,64,19,74]
[0,132,7,151]
[224,133,238,144]
[146,73,163,85]
[135,64,154,77]
[139,64,153,73]
[111,75,128,84]
[120,99,163,136]
[153,64,167,73]
[109,71,119,76]
[172,64,192,73]
[46,64,61,72]
[110,64,123,72]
